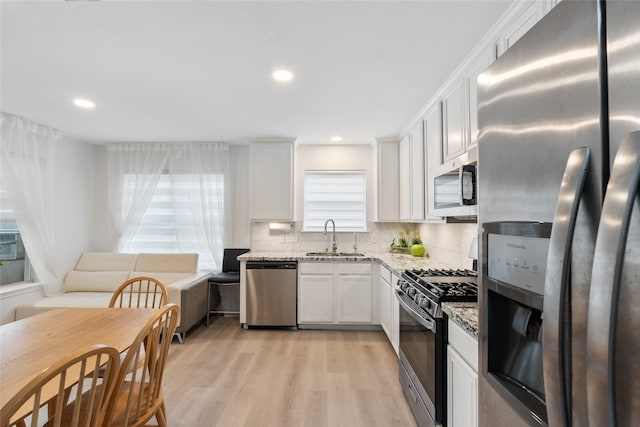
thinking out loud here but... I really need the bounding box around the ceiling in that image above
[1,1,512,144]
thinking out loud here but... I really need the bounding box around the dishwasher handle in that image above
[246,261,298,270]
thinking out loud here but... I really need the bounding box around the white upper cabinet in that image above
[399,134,411,221]
[415,0,559,218]
[442,80,466,163]
[496,0,546,57]
[249,140,294,221]
[409,121,426,221]
[424,104,446,222]
[425,102,442,167]
[398,121,429,222]
[464,46,496,151]
[376,140,399,221]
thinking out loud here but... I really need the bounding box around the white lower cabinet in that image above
[379,267,392,337]
[337,275,371,323]
[447,318,478,427]
[298,262,373,326]
[298,274,334,323]
[378,267,400,355]
[390,273,400,354]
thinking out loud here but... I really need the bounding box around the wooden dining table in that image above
[0,307,157,412]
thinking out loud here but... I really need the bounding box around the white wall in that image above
[0,136,97,321]
[91,146,116,251]
[49,136,98,281]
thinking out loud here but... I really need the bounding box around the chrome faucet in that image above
[323,219,337,253]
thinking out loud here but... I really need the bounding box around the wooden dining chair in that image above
[0,344,121,427]
[102,277,169,380]
[102,303,179,427]
[109,277,169,309]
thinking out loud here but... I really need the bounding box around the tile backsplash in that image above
[250,221,479,269]
[418,222,478,270]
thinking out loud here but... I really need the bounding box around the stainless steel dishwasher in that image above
[245,261,297,328]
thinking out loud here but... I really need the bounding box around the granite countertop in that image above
[442,302,478,337]
[238,250,455,277]
[237,251,377,262]
[376,253,453,276]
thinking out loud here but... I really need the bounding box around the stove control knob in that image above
[399,281,409,292]
[425,299,433,312]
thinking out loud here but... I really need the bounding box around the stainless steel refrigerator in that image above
[476,1,640,426]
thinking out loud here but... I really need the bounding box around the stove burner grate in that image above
[402,268,478,304]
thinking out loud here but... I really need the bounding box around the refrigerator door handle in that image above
[587,132,640,427]
[543,146,591,427]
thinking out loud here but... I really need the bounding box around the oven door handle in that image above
[396,290,436,333]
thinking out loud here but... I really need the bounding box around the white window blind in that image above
[124,174,224,268]
[303,172,366,232]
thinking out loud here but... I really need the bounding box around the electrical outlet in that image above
[285,234,298,243]
[371,234,377,243]
[279,234,285,243]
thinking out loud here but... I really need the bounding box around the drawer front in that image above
[448,318,478,372]
[338,263,371,275]
[299,262,334,275]
[380,265,392,284]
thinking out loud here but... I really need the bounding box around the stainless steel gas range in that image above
[396,268,478,427]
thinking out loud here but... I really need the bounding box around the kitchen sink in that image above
[305,251,365,257]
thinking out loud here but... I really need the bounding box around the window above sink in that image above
[303,172,367,232]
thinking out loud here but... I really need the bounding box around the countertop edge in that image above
[442,302,478,338]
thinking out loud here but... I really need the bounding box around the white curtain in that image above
[107,142,230,271]
[0,113,64,294]
[107,143,168,252]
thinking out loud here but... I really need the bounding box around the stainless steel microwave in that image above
[432,158,476,211]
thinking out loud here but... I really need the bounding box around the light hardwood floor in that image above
[163,316,418,427]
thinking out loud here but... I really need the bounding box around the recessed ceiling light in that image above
[330,136,343,142]
[272,69,294,82]
[73,98,95,109]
